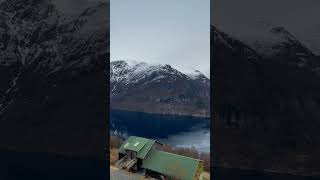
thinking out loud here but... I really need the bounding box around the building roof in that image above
[142,150,201,180]
[118,136,156,159]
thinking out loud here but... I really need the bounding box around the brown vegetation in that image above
[110,136,123,165]
[110,148,118,165]
[110,135,124,149]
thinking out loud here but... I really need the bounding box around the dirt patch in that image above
[110,148,119,166]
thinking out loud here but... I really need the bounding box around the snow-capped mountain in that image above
[0,0,108,71]
[187,70,210,84]
[110,60,210,117]
[212,26,261,63]
[249,26,314,57]
[244,26,317,71]
[0,0,109,158]
[212,23,320,132]
[0,0,108,111]
[212,25,320,175]
[111,60,188,92]
[214,24,320,71]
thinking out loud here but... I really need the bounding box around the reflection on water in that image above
[160,129,210,153]
[110,109,210,152]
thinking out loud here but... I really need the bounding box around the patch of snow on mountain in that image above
[110,60,186,85]
[221,22,311,58]
[187,70,210,85]
[187,70,204,80]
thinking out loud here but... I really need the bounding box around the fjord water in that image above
[110,109,210,153]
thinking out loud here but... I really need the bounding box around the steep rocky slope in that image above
[212,25,320,176]
[0,0,109,160]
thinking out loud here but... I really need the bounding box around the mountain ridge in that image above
[110,60,210,117]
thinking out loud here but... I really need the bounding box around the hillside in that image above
[0,0,109,159]
[110,60,210,117]
[212,25,320,176]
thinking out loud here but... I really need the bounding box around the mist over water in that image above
[160,129,210,153]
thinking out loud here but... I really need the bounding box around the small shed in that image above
[116,136,204,180]
[116,136,162,171]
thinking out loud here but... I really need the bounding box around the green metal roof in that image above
[118,136,156,159]
[142,150,201,180]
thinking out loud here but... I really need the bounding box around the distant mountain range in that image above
[212,24,320,176]
[110,60,210,117]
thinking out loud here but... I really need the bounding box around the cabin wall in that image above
[118,153,125,160]
[144,143,158,160]
[151,144,156,151]
[155,142,163,150]
[131,163,138,172]
[143,147,152,161]
[126,150,137,159]
[137,158,143,170]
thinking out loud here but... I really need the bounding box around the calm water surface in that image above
[110,110,210,153]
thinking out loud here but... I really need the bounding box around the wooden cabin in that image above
[116,136,204,180]
[116,136,162,172]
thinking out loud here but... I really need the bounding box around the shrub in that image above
[110,135,123,149]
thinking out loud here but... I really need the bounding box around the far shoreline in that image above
[110,108,210,119]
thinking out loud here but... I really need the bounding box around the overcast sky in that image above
[212,0,320,55]
[111,0,210,76]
